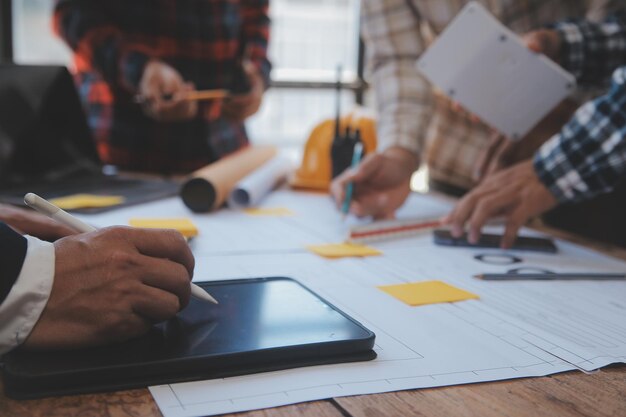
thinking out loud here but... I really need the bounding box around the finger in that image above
[142,77,162,102]
[161,71,185,97]
[502,206,530,249]
[17,217,77,240]
[350,153,384,182]
[119,227,195,277]
[351,193,389,219]
[447,190,485,237]
[335,165,362,186]
[522,30,560,62]
[330,154,387,212]
[523,32,543,53]
[152,77,187,119]
[184,81,196,94]
[34,223,78,241]
[466,191,513,243]
[139,255,192,309]
[132,284,182,323]
[329,162,373,210]
[118,315,153,342]
[373,203,396,221]
[446,174,508,235]
[330,178,347,209]
[149,76,181,105]
[99,314,152,345]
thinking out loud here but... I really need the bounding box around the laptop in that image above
[0,64,179,213]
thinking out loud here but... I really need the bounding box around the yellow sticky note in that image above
[129,218,199,238]
[378,280,479,306]
[307,243,382,259]
[244,207,294,217]
[50,194,125,210]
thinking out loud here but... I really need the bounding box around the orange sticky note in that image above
[306,243,382,259]
[378,280,479,306]
[129,218,199,238]
[244,207,294,217]
[50,194,125,210]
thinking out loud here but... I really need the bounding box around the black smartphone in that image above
[433,229,557,253]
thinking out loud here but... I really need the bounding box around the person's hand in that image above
[522,29,562,64]
[472,29,569,182]
[222,61,264,122]
[23,226,195,350]
[139,60,198,122]
[443,160,558,249]
[0,204,76,241]
[330,146,419,220]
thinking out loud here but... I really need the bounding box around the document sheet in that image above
[80,191,626,417]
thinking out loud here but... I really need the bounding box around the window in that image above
[12,0,70,64]
[9,0,364,148]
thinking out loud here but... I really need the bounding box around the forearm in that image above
[553,11,626,87]
[361,0,432,156]
[53,0,149,92]
[534,66,626,203]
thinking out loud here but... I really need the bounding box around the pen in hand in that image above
[341,142,364,218]
[23,193,218,304]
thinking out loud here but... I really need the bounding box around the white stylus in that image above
[24,193,218,304]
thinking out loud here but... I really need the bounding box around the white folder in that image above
[416,2,576,140]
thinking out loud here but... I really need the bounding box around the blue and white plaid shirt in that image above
[534,11,626,203]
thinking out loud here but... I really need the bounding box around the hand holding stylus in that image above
[24,193,217,304]
[21,193,210,349]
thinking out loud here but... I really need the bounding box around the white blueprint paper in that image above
[227,155,294,209]
[76,191,626,417]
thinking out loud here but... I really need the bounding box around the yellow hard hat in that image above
[290,108,377,192]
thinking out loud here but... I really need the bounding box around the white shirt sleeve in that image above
[0,236,55,354]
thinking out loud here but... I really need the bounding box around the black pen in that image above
[474,273,626,281]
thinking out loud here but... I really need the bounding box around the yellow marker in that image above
[378,280,479,306]
[50,194,125,210]
[129,218,199,238]
[243,207,294,217]
[306,243,382,259]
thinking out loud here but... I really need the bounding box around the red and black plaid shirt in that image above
[53,0,271,174]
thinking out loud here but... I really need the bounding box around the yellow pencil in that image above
[134,89,230,103]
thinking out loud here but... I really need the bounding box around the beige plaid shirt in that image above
[362,0,622,190]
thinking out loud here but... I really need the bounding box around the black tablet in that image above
[2,277,376,399]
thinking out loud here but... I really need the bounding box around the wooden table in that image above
[2,224,625,417]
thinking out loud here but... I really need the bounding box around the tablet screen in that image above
[157,277,374,356]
